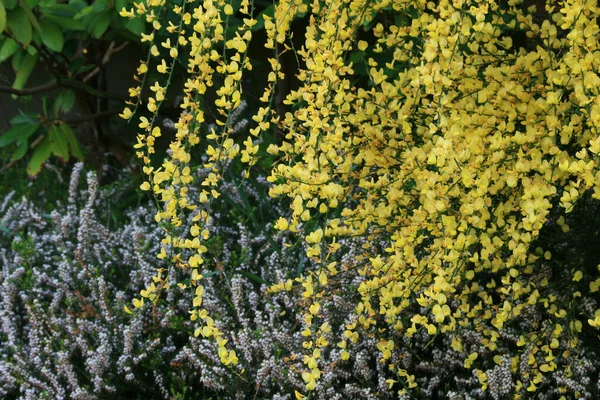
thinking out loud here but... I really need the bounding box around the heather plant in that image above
[1,173,599,398]
[0,163,419,399]
[0,164,175,399]
[117,0,600,397]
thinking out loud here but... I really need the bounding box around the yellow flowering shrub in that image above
[120,0,600,397]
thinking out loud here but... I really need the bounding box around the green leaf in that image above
[125,17,144,37]
[0,223,13,235]
[59,122,83,160]
[39,18,63,52]
[92,0,106,13]
[67,59,95,75]
[92,11,111,38]
[10,48,23,69]
[0,38,19,62]
[0,122,40,147]
[10,112,37,125]
[26,136,51,176]
[251,4,273,32]
[39,3,78,17]
[56,89,75,112]
[18,0,42,34]
[73,5,92,19]
[31,28,42,48]
[236,270,268,285]
[42,96,48,115]
[48,124,69,161]
[200,270,218,278]
[297,254,307,276]
[115,0,128,14]
[6,7,32,46]
[4,0,17,10]
[25,41,37,55]
[11,140,29,161]
[44,14,84,30]
[11,52,37,99]
[0,0,6,34]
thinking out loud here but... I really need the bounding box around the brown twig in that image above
[63,108,123,124]
[29,134,44,149]
[0,81,59,96]
[82,41,129,83]
[0,78,127,101]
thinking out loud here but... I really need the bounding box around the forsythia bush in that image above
[119,0,600,397]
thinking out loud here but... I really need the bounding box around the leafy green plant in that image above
[0,95,84,174]
[0,0,146,175]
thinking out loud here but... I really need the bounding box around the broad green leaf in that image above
[54,89,75,113]
[26,136,51,176]
[69,0,87,9]
[32,29,44,50]
[39,3,78,17]
[18,0,42,33]
[0,122,39,147]
[10,112,37,125]
[39,18,63,52]
[10,47,22,69]
[125,17,144,37]
[0,0,6,34]
[11,140,29,161]
[59,122,83,160]
[6,7,32,46]
[49,124,69,161]
[24,0,37,8]
[73,5,92,19]
[0,38,19,62]
[4,0,17,9]
[19,122,41,140]
[92,11,111,38]
[44,14,84,30]
[92,0,106,13]
[63,89,75,111]
[115,0,129,15]
[52,94,62,116]
[62,89,75,111]
[25,42,37,55]
[67,59,95,75]
[11,52,37,99]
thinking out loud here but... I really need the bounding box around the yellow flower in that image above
[274,217,289,230]
[157,59,168,73]
[119,107,133,120]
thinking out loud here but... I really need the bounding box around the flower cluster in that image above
[117,0,600,397]
[263,0,600,395]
